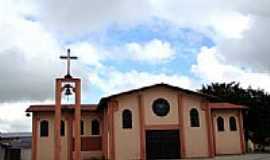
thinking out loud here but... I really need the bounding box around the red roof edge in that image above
[209,103,248,110]
[26,104,98,112]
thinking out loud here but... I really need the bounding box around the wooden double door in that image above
[146,130,180,159]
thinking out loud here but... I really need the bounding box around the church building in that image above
[26,83,246,160]
[26,49,246,160]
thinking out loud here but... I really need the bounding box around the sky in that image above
[1,0,270,132]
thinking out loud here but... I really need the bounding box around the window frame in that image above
[229,116,237,131]
[80,120,84,135]
[152,98,170,117]
[61,120,65,136]
[91,119,100,135]
[40,120,49,137]
[190,108,200,127]
[122,109,132,129]
[217,116,225,132]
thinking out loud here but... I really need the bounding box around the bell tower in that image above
[55,49,81,160]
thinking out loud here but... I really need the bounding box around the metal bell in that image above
[64,84,73,96]
[26,112,31,117]
[64,87,72,96]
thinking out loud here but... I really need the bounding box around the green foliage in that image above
[200,82,270,143]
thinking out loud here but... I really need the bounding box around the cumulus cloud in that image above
[0,15,62,102]
[158,0,270,72]
[9,0,270,71]
[0,102,34,133]
[1,0,269,99]
[66,42,105,67]
[149,0,270,72]
[0,10,175,103]
[0,100,53,132]
[192,47,270,91]
[67,39,176,63]
[1,0,269,100]
[29,0,270,71]
[150,0,248,38]
[24,0,253,39]
[217,15,270,71]
[0,6,101,102]
[33,0,152,35]
[125,39,175,63]
[148,0,270,72]
[89,67,197,96]
[1,0,270,133]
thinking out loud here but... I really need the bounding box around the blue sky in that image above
[103,26,214,72]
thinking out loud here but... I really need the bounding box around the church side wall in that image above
[36,112,68,160]
[182,95,209,158]
[35,111,103,160]
[114,94,141,160]
[213,110,242,155]
[36,112,55,160]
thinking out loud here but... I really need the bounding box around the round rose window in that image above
[152,98,170,117]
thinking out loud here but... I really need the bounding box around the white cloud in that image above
[89,67,196,96]
[66,42,105,67]
[67,39,176,63]
[150,0,252,39]
[192,47,270,91]
[149,0,270,72]
[0,111,29,132]
[1,0,270,133]
[33,0,152,36]
[0,14,63,102]
[26,0,252,39]
[209,12,251,39]
[28,0,270,71]
[0,100,52,132]
[217,15,270,71]
[0,1,108,102]
[0,10,176,103]
[6,0,269,70]
[125,39,175,62]
[0,14,102,103]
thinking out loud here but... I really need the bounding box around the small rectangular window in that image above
[80,120,84,135]
[229,117,237,131]
[190,109,200,127]
[40,120,49,137]
[217,117,225,132]
[92,120,100,135]
[122,109,132,129]
[61,120,65,136]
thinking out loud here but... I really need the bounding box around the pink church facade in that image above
[26,83,246,160]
